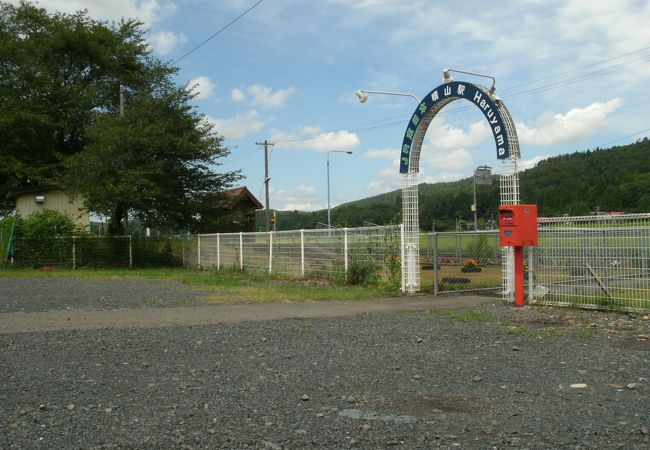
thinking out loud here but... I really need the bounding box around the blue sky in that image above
[21,0,650,211]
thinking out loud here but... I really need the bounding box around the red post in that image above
[514,246,525,307]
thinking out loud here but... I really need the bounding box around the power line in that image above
[273,46,650,145]
[172,0,266,65]
[593,128,650,148]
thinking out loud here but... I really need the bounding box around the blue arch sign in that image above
[399,81,518,173]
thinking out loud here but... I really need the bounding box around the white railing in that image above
[188,214,650,310]
[195,226,402,286]
[531,213,650,311]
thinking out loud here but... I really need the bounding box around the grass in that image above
[0,266,398,303]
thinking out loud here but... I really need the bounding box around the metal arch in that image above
[402,81,520,174]
[409,98,455,173]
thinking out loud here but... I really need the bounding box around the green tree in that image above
[0,1,173,212]
[63,87,241,234]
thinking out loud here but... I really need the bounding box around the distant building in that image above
[5,185,90,227]
[199,186,263,233]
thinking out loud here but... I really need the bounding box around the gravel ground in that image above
[1,278,650,449]
[0,278,209,313]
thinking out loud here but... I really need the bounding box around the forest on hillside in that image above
[264,139,650,231]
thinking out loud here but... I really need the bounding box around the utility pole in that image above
[119,84,125,117]
[256,140,274,231]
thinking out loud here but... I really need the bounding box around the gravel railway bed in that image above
[1,277,649,449]
[0,278,209,313]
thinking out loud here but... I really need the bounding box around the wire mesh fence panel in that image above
[198,234,220,268]
[272,230,303,278]
[242,232,270,274]
[347,226,401,286]
[181,236,199,268]
[532,214,650,311]
[11,237,76,268]
[131,238,183,268]
[11,236,190,269]
[428,231,502,293]
[302,229,344,280]
[216,233,240,269]
[74,237,131,268]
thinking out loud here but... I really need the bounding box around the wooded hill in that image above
[264,139,650,231]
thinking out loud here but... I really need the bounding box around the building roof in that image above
[5,185,59,200]
[222,186,263,209]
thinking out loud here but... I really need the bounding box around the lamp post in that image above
[327,150,353,231]
[472,165,492,231]
[442,68,497,96]
[355,89,421,104]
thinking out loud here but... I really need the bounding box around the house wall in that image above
[15,190,90,227]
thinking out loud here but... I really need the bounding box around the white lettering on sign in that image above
[457,85,465,96]
[443,85,452,96]
[472,88,506,156]
[431,90,439,102]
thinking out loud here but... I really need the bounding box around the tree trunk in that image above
[108,204,126,235]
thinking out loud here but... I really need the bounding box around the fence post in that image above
[129,235,133,269]
[344,228,349,274]
[528,245,534,300]
[300,230,305,277]
[433,232,439,296]
[239,232,243,270]
[72,236,76,270]
[400,224,405,292]
[197,234,202,268]
[269,231,273,274]
[217,234,220,270]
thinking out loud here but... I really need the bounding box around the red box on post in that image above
[498,204,538,247]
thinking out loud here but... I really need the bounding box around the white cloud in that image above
[555,0,650,54]
[362,148,397,160]
[247,84,296,109]
[20,0,177,25]
[272,126,360,152]
[149,31,187,55]
[271,185,326,211]
[421,147,474,171]
[187,76,215,100]
[205,110,264,140]
[517,98,623,147]
[518,154,550,171]
[366,160,401,195]
[424,119,491,152]
[231,88,246,102]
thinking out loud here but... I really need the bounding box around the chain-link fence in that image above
[530,214,650,311]
[420,231,502,294]
[195,226,401,286]
[8,236,185,269]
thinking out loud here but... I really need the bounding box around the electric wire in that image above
[273,46,650,145]
[172,0,265,65]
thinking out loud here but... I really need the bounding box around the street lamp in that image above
[472,165,492,231]
[327,150,353,231]
[355,89,421,104]
[442,68,497,96]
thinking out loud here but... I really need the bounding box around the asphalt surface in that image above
[1,276,649,449]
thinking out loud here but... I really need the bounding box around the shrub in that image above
[17,209,84,238]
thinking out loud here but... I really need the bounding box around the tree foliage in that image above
[273,140,650,231]
[15,209,83,237]
[0,1,240,233]
[0,1,172,208]
[63,87,241,233]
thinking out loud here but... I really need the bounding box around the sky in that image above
[15,0,650,211]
